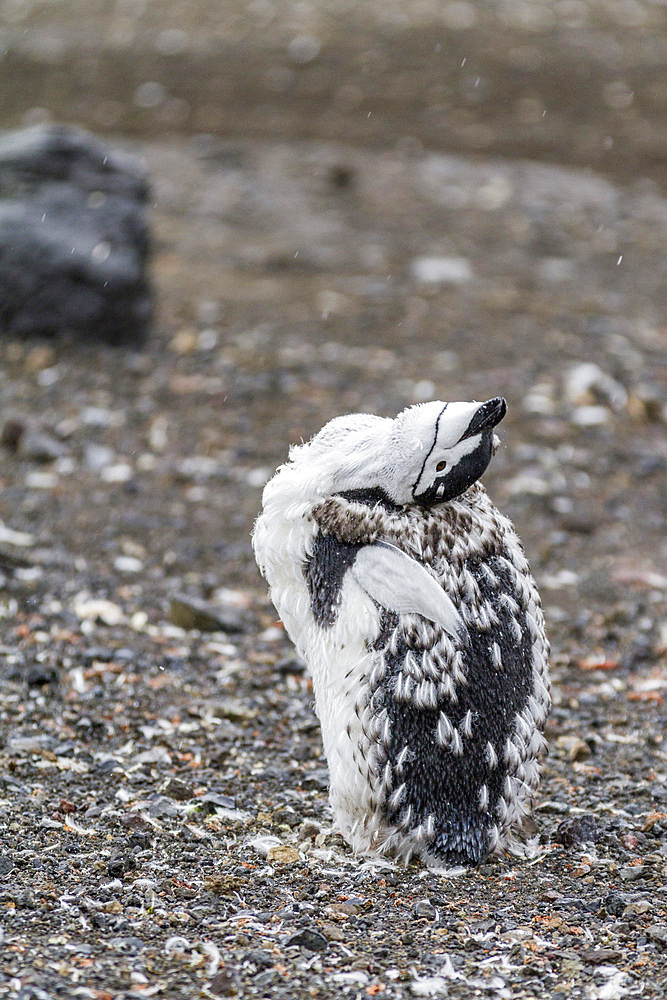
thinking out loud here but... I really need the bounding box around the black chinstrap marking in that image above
[376,554,535,866]
[336,487,403,512]
[304,532,364,627]
[414,431,495,506]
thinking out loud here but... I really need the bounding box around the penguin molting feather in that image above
[253,398,550,867]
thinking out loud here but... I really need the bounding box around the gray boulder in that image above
[0,124,152,345]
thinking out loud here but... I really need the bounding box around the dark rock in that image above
[553,814,599,847]
[300,768,330,791]
[107,852,134,877]
[0,124,152,344]
[19,430,69,463]
[96,758,123,773]
[243,949,275,969]
[198,791,236,814]
[604,892,632,917]
[208,970,238,997]
[272,805,300,828]
[161,777,195,802]
[647,925,667,947]
[0,419,25,452]
[285,928,328,952]
[109,936,146,954]
[147,795,178,818]
[579,947,623,965]
[619,865,647,882]
[13,887,36,908]
[413,900,437,920]
[25,663,59,687]
[169,593,247,633]
[0,854,14,875]
[276,656,307,675]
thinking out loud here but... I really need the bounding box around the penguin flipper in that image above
[350,541,462,639]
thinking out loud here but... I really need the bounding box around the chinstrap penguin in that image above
[253,397,550,867]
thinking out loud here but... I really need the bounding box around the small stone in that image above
[161,778,194,802]
[554,814,599,847]
[301,767,329,791]
[267,844,301,865]
[623,899,651,919]
[571,405,610,427]
[579,948,623,966]
[646,925,667,947]
[0,855,14,875]
[298,819,322,840]
[320,921,346,941]
[169,594,246,633]
[26,663,59,687]
[20,430,68,463]
[209,970,238,996]
[13,887,36,908]
[604,893,630,917]
[413,900,437,920]
[107,853,133,878]
[1,418,25,452]
[243,949,274,969]
[40,817,62,830]
[83,443,115,470]
[198,792,236,813]
[411,255,473,285]
[564,362,627,411]
[113,555,143,573]
[619,865,646,882]
[109,936,146,954]
[556,735,592,761]
[204,873,244,896]
[288,35,321,64]
[285,928,328,952]
[74,598,124,626]
[272,805,300,828]
[147,795,178,818]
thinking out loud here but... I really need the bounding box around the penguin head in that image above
[397,396,507,505]
[304,397,506,507]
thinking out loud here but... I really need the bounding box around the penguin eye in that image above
[436,460,447,472]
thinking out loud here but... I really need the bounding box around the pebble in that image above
[267,844,301,865]
[83,442,116,470]
[556,736,592,761]
[554,814,599,846]
[647,925,667,946]
[285,928,328,952]
[208,970,238,996]
[19,430,69,463]
[411,255,473,284]
[272,805,300,828]
[169,594,247,633]
[113,555,143,573]
[571,405,610,427]
[564,362,628,411]
[74,598,125,626]
[161,778,195,802]
[413,900,437,920]
[619,866,646,882]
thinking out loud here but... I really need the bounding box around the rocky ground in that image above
[1,1,666,998]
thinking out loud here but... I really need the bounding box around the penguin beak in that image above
[460,397,507,440]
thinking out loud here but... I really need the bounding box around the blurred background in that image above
[1,0,664,613]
